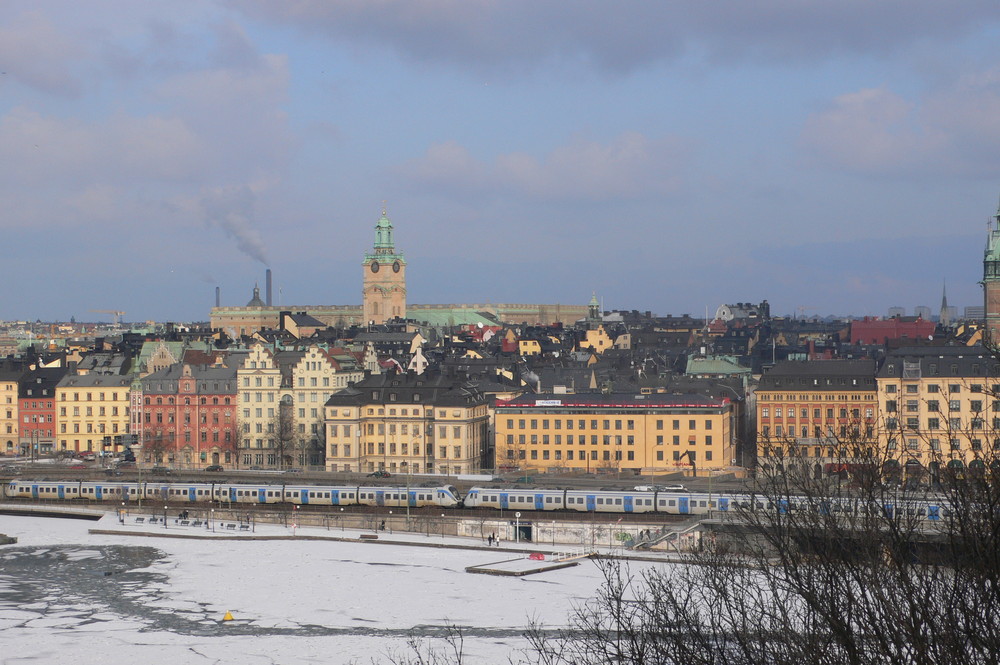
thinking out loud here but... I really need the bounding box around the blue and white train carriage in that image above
[463,487,735,515]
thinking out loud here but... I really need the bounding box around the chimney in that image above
[266,269,272,307]
[215,286,220,308]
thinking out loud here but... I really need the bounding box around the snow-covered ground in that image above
[0,513,663,664]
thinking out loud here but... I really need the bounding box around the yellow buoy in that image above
[222,611,234,622]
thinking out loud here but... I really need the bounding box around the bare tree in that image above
[517,438,1000,665]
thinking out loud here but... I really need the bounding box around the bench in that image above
[359,533,378,540]
[239,524,250,530]
[226,524,236,530]
[191,520,203,527]
[134,517,145,523]
[147,517,158,524]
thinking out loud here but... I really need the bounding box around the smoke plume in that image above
[200,185,269,265]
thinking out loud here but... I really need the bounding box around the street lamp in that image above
[163,505,168,529]
[515,511,521,544]
[210,508,215,532]
[134,444,143,509]
[388,510,393,534]
[340,507,344,532]
[440,513,445,539]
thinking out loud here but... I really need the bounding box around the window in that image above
[886,385,897,393]
[949,400,961,412]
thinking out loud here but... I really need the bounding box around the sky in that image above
[3,1,1000,323]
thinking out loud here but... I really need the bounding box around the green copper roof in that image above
[364,207,406,263]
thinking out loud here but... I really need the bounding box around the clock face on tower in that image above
[392,260,401,273]
[370,261,380,273]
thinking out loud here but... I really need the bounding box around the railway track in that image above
[1,496,688,525]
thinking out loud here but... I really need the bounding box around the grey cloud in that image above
[401,132,686,201]
[231,1,1000,72]
[0,10,85,95]
[800,68,1000,177]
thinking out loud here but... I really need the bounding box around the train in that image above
[4,480,462,509]
[3,479,953,521]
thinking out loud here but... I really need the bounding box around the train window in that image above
[615,499,622,505]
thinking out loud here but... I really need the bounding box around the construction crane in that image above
[796,305,817,320]
[90,309,125,325]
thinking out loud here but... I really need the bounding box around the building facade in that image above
[877,347,1000,477]
[237,343,363,469]
[138,364,238,469]
[324,372,489,475]
[495,393,735,475]
[756,360,878,473]
[55,373,132,455]
[0,365,20,455]
[18,368,65,457]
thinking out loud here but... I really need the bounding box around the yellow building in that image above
[55,374,132,455]
[877,347,1000,477]
[0,367,19,455]
[325,373,489,475]
[495,393,734,474]
[578,325,614,354]
[755,360,878,473]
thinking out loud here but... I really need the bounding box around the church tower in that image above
[362,207,407,325]
[983,195,1000,344]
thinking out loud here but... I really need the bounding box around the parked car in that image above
[81,454,96,462]
[1,464,19,474]
[367,470,391,478]
[205,464,224,472]
[150,466,172,475]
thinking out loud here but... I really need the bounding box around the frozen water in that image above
[0,514,665,664]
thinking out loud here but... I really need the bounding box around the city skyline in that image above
[2,2,1000,321]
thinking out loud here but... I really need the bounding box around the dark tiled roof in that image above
[759,359,876,390]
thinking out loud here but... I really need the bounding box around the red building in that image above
[850,316,935,345]
[138,363,238,469]
[18,367,66,457]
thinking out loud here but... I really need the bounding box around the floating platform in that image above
[466,550,594,577]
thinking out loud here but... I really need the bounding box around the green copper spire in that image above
[364,205,406,264]
[374,206,394,252]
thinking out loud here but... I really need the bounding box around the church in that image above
[209,209,587,337]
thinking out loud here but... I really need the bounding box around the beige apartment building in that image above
[0,366,19,455]
[324,372,489,475]
[877,347,1000,478]
[237,343,362,469]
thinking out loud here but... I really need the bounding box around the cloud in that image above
[0,10,87,95]
[800,67,1000,176]
[401,132,686,201]
[0,107,207,188]
[231,1,1000,73]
